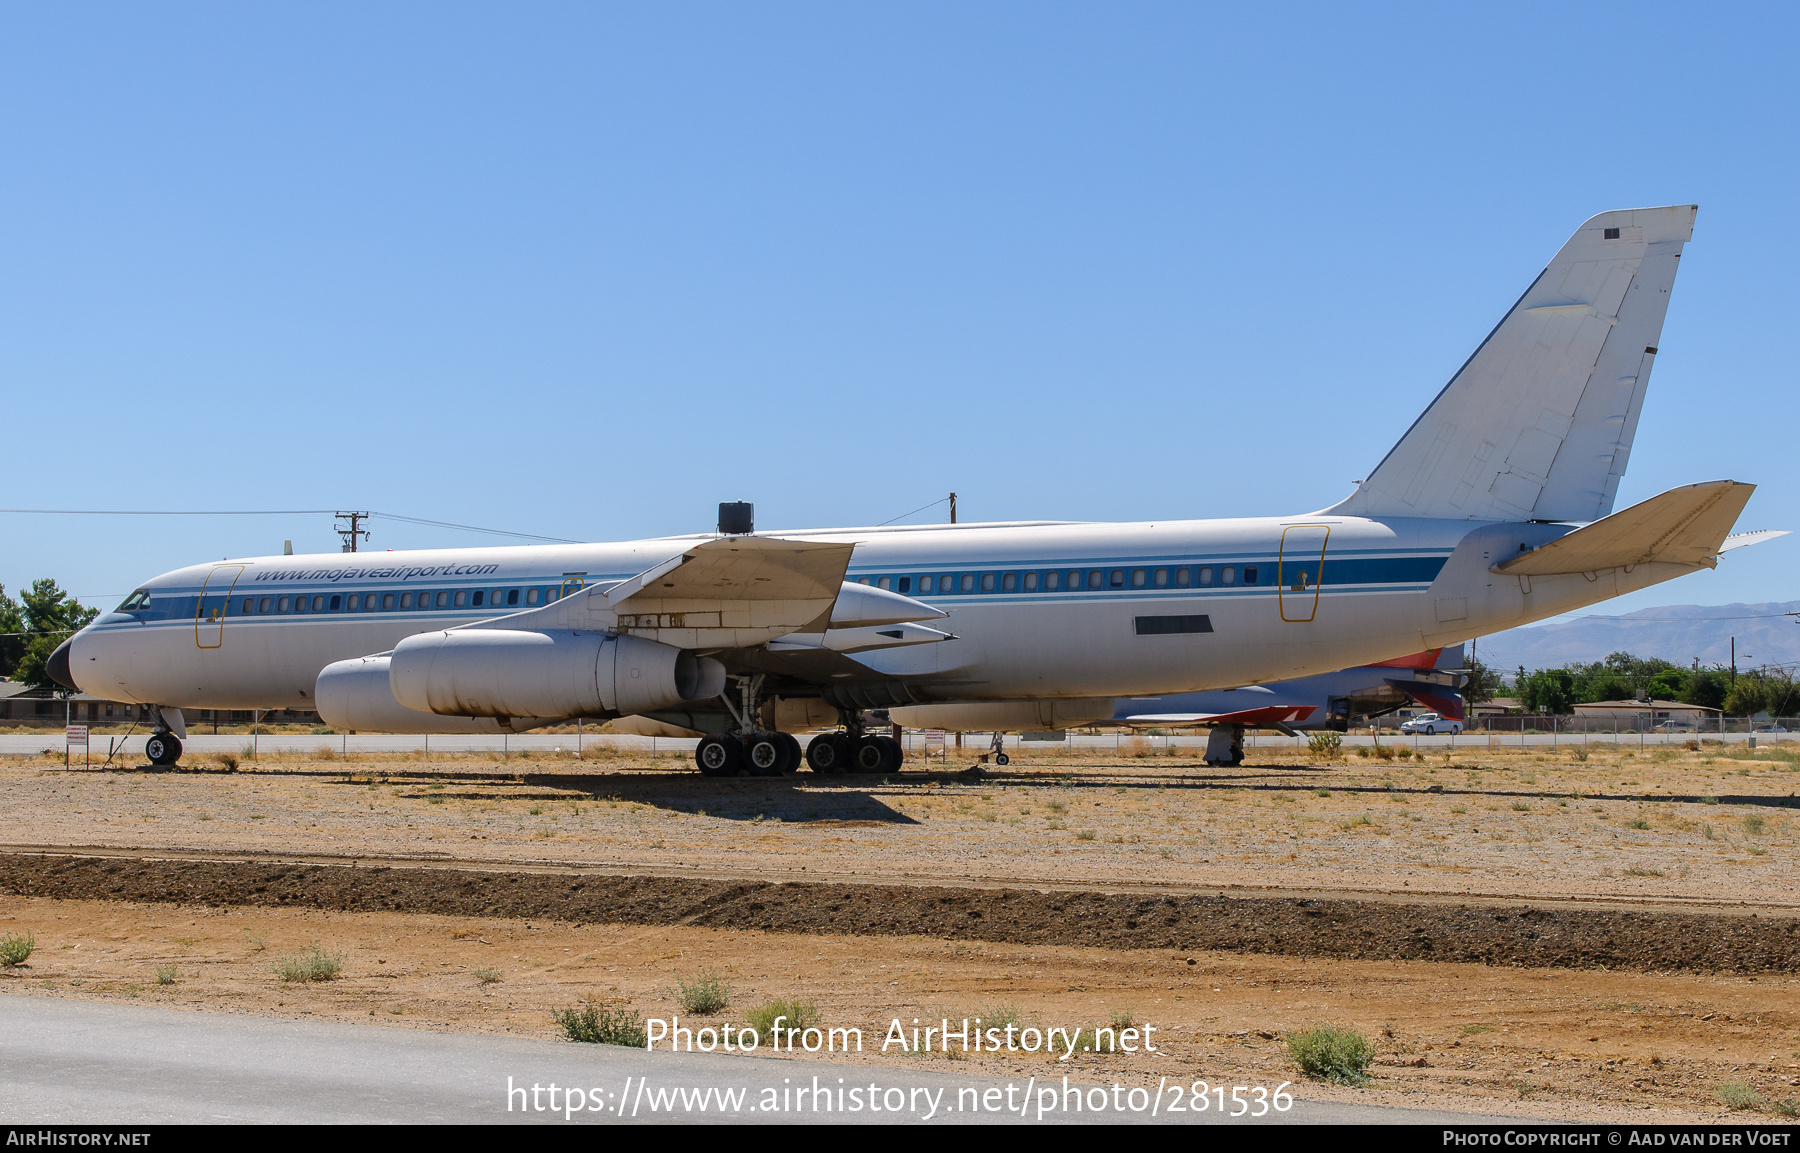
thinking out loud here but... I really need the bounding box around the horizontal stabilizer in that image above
[1719,529,1790,553]
[1493,480,1753,576]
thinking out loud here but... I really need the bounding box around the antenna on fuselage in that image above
[718,502,754,535]
[335,511,370,552]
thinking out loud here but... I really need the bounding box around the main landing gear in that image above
[1202,723,1245,768]
[689,677,900,777]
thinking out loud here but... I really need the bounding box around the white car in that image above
[1399,712,1462,735]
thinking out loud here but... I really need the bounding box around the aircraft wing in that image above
[1386,680,1465,722]
[1120,705,1318,727]
[460,535,952,664]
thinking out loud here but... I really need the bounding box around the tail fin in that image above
[1326,205,1697,523]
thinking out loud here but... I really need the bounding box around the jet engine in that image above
[315,653,559,733]
[388,629,726,720]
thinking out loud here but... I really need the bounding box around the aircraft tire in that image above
[745,733,786,777]
[995,752,1010,766]
[776,733,802,773]
[145,733,182,766]
[804,735,845,774]
[851,736,887,773]
[696,734,744,777]
[876,735,903,773]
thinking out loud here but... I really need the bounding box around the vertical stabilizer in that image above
[1326,205,1696,523]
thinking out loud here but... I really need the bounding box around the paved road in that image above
[1,728,1768,762]
[0,995,1523,1125]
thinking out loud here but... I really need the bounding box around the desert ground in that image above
[3,736,1798,1123]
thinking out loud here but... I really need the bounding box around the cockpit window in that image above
[118,590,151,611]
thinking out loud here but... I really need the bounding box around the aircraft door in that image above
[559,577,585,599]
[1277,525,1330,623]
[195,565,246,649]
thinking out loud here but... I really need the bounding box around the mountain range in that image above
[1471,602,1800,674]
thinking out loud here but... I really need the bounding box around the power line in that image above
[0,507,578,544]
[877,495,951,527]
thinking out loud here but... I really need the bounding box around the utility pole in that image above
[949,493,957,524]
[336,511,370,553]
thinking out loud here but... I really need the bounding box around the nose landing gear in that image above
[145,732,183,767]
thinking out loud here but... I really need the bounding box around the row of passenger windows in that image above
[238,586,567,615]
[856,565,1261,595]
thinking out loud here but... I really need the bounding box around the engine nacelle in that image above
[315,653,557,734]
[889,698,1116,732]
[388,629,725,720]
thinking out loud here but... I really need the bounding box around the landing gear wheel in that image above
[696,734,744,777]
[852,736,887,773]
[875,735,903,774]
[776,733,802,774]
[805,734,848,774]
[995,752,1010,766]
[145,733,182,766]
[745,733,786,777]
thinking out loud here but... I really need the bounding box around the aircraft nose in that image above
[46,638,79,692]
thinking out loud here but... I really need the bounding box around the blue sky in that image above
[3,3,1795,620]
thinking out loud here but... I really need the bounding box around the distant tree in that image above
[1462,655,1503,704]
[0,585,23,679]
[8,579,99,690]
[1648,667,1688,700]
[1725,668,1800,718]
[1681,668,1730,711]
[1519,669,1574,715]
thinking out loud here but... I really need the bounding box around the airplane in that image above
[1107,645,1468,765]
[50,205,1783,778]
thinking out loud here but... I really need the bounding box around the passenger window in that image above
[1222,567,1236,586]
[1069,570,1084,589]
[1153,568,1167,587]
[857,577,871,585]
[292,595,307,614]
[1244,566,1258,584]
[1131,569,1146,588]
[1023,572,1038,591]
[898,577,912,594]
[382,593,395,610]
[981,573,995,592]
[1110,570,1124,588]
[472,590,484,607]
[507,589,520,606]
[312,595,324,611]
[400,593,413,609]
[241,598,252,614]
[526,589,540,606]
[435,591,449,608]
[917,575,932,594]
[454,590,467,608]
[346,595,360,611]
[1175,567,1189,587]
[328,595,341,611]
[1045,571,1060,590]
[960,574,974,593]
[546,588,560,602]
[877,577,891,591]
[1085,571,1100,589]
[1000,573,1015,592]
[1198,567,1213,586]
[259,597,271,613]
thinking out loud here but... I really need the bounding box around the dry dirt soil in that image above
[3,738,1799,1123]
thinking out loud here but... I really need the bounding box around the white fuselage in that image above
[65,512,1695,715]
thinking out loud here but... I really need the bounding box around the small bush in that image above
[1075,829,1096,841]
[1312,787,1331,798]
[1743,814,1766,835]
[676,970,732,1015]
[1572,747,1590,762]
[556,1005,647,1047]
[978,1003,1024,1030]
[1625,818,1651,830]
[1717,1081,1763,1111]
[1307,732,1342,756]
[472,968,502,985]
[272,945,345,982]
[210,751,240,772]
[745,998,819,1039]
[154,964,179,986]
[0,932,35,966]
[1701,795,1719,806]
[1287,1024,1375,1085]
